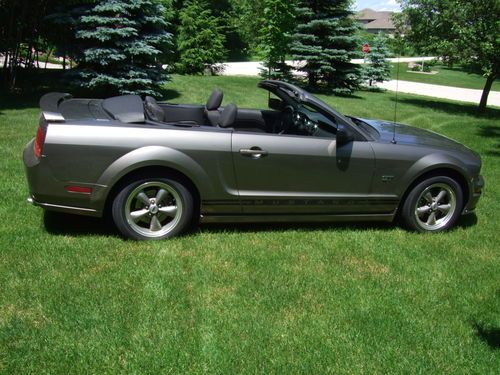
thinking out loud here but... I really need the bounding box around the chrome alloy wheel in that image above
[124,181,183,238]
[414,183,457,231]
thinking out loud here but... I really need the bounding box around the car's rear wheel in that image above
[112,177,193,240]
[401,176,463,232]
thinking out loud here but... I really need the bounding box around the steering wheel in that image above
[279,105,296,134]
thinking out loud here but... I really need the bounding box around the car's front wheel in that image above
[401,176,463,232]
[112,177,193,240]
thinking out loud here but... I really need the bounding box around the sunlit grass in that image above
[0,75,498,373]
[390,62,500,91]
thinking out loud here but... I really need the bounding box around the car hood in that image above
[360,118,477,154]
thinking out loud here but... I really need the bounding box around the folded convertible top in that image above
[39,92,145,123]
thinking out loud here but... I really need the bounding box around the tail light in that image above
[34,119,47,159]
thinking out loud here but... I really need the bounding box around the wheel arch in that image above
[102,165,201,219]
[91,145,212,214]
[397,167,470,217]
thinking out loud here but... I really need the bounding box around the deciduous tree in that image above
[364,32,391,86]
[398,0,499,110]
[258,0,297,80]
[175,0,226,75]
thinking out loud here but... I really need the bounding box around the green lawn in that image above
[390,62,500,91]
[1,75,499,374]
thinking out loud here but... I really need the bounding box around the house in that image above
[356,8,396,34]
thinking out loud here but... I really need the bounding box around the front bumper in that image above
[463,175,484,214]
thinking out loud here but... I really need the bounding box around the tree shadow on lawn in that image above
[477,125,500,157]
[158,87,181,101]
[391,97,500,119]
[42,210,478,237]
[474,322,500,350]
[0,69,182,114]
[0,94,40,113]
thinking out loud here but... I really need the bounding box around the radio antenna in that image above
[391,50,401,144]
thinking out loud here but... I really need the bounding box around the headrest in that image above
[218,103,237,128]
[144,96,165,122]
[206,89,223,110]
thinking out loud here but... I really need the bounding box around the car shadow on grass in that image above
[43,211,478,237]
[201,213,477,234]
[43,210,396,237]
[456,213,478,229]
[199,220,395,234]
[43,211,117,237]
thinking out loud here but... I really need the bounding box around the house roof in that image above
[356,8,395,30]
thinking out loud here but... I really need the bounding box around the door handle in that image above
[239,147,268,159]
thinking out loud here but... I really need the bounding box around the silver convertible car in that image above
[23,80,484,239]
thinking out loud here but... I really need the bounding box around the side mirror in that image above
[337,123,354,145]
[268,98,283,111]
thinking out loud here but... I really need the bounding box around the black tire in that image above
[112,177,194,240]
[401,176,463,233]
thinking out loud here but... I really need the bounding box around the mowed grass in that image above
[390,62,500,91]
[0,75,499,374]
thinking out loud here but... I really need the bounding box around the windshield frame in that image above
[258,80,371,141]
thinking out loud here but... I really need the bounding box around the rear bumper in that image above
[27,196,100,217]
[23,139,103,217]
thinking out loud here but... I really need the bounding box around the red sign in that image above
[362,43,370,54]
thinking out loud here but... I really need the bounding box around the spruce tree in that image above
[73,0,172,96]
[291,0,362,94]
[176,0,226,75]
[365,32,391,86]
[258,0,297,80]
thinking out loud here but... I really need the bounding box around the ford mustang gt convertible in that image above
[23,80,484,240]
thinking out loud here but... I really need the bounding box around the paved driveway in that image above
[222,57,437,76]
[222,59,500,108]
[377,80,500,108]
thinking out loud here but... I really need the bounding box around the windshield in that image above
[348,116,380,139]
[300,103,337,126]
[259,80,368,139]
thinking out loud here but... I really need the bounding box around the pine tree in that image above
[291,0,362,94]
[258,0,297,80]
[175,0,226,75]
[364,32,391,86]
[73,0,172,96]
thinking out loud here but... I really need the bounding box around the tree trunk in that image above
[44,48,53,69]
[308,72,316,88]
[479,72,497,111]
[3,52,9,69]
[26,45,33,69]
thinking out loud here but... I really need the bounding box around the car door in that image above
[231,131,381,214]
